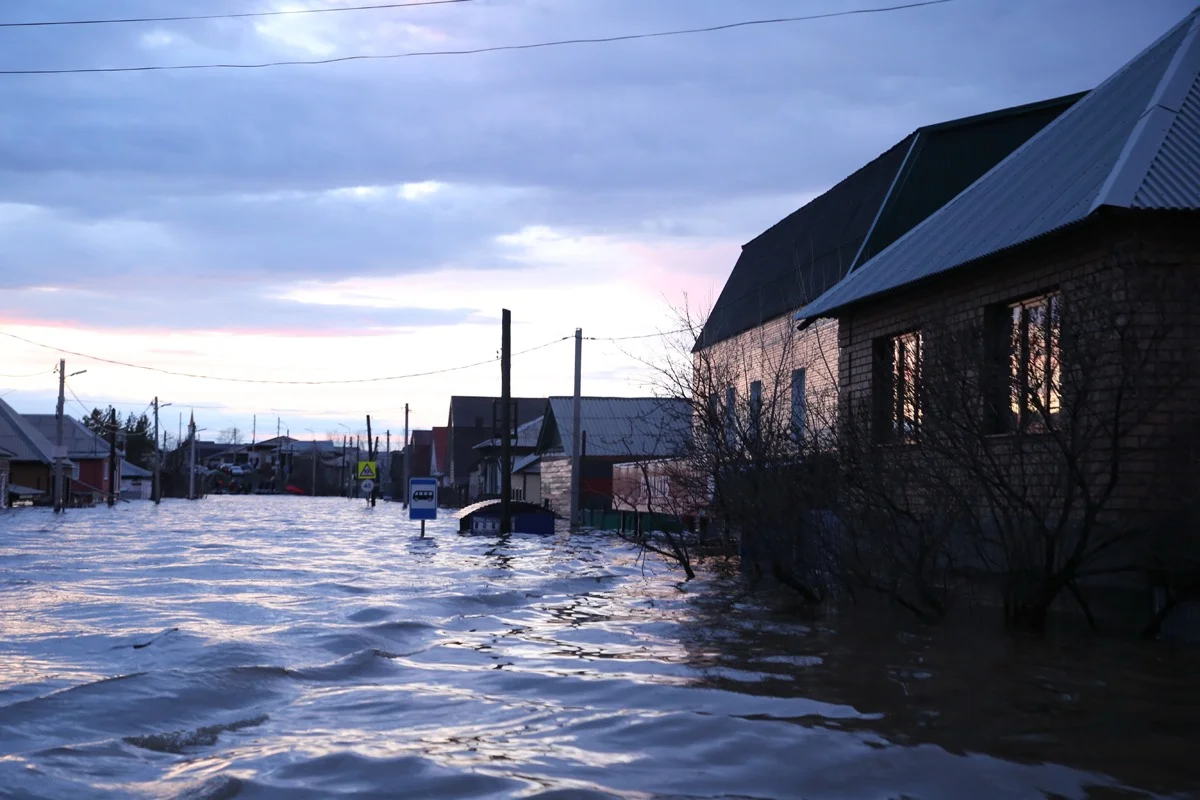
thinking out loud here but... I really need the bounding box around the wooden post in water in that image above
[108,407,117,507]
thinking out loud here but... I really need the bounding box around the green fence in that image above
[579,508,688,534]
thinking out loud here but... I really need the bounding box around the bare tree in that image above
[218,427,243,445]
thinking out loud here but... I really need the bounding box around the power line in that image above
[0,366,54,378]
[588,326,695,342]
[0,1,957,76]
[0,328,571,385]
[0,0,471,29]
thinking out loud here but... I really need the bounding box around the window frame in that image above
[986,291,1062,435]
[874,329,923,445]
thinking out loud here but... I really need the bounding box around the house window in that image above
[724,386,736,446]
[988,293,1061,432]
[749,380,762,441]
[874,330,922,444]
[791,368,807,442]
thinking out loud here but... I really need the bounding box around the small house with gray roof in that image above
[535,397,691,515]
[0,398,59,504]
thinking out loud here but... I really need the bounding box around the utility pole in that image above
[188,412,197,500]
[53,359,66,513]
[276,417,282,494]
[500,309,513,535]
[569,328,583,531]
[311,438,318,497]
[107,407,118,507]
[153,397,161,504]
[365,415,375,507]
[340,435,346,498]
[386,429,391,499]
[403,403,410,508]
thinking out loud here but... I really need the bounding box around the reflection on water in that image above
[0,496,1196,799]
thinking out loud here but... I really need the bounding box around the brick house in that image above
[795,8,1200,631]
[694,94,1081,445]
[0,445,12,507]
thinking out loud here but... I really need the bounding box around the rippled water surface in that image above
[2,497,1198,799]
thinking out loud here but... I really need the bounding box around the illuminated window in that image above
[988,293,1061,433]
[874,330,922,444]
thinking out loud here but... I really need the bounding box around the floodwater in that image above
[0,497,1197,800]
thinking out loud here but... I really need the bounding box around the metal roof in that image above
[536,397,691,459]
[695,94,1081,351]
[121,460,152,479]
[22,414,115,460]
[0,399,56,464]
[473,416,544,450]
[511,453,541,474]
[448,396,545,429]
[797,7,1200,322]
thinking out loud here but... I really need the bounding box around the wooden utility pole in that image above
[275,417,282,493]
[53,359,66,513]
[107,407,117,507]
[386,429,391,498]
[403,403,410,508]
[153,397,161,504]
[365,415,375,507]
[374,437,381,506]
[188,412,197,500]
[500,309,513,535]
[569,328,583,531]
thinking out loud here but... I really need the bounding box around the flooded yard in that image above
[0,496,1197,799]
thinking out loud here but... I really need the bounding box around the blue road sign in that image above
[409,478,438,521]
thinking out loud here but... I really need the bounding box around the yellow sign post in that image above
[356,461,377,480]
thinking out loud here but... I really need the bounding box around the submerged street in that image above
[0,497,1197,799]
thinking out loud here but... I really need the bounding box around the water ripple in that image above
[0,496,1196,799]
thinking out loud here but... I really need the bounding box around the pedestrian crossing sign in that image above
[357,461,377,480]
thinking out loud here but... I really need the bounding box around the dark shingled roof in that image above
[695,93,1083,351]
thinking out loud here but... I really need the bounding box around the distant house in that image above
[23,414,120,505]
[0,445,12,507]
[121,460,153,501]
[470,415,544,501]
[430,427,449,487]
[446,396,544,504]
[694,92,1081,449]
[0,398,59,504]
[795,7,1200,631]
[535,397,691,515]
[511,453,542,505]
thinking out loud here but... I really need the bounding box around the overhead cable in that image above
[0,1,957,75]
[0,0,471,29]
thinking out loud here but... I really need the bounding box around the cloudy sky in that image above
[0,0,1191,444]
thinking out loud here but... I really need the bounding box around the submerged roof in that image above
[695,93,1080,350]
[536,397,691,459]
[797,7,1200,321]
[23,415,115,460]
[0,399,56,464]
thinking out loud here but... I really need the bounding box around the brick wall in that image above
[837,211,1200,525]
[693,313,841,440]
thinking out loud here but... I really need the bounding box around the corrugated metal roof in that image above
[797,8,1200,321]
[23,415,114,460]
[0,399,55,464]
[696,94,1081,351]
[473,415,544,450]
[537,397,691,459]
[122,460,152,478]
[511,453,541,474]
